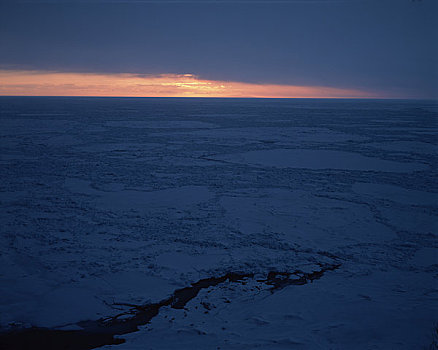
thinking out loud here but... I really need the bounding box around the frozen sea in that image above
[0,97,437,349]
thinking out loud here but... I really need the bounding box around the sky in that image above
[0,0,437,98]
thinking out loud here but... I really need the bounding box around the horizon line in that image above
[1,95,435,101]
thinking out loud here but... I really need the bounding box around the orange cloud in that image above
[0,70,380,98]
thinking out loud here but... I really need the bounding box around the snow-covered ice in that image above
[0,97,436,349]
[211,149,428,172]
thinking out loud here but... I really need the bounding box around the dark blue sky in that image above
[0,0,437,98]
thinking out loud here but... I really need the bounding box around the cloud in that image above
[0,0,436,98]
[0,70,383,98]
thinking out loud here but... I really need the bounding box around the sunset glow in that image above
[0,70,380,98]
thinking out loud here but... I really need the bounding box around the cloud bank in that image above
[0,0,436,98]
[0,70,383,98]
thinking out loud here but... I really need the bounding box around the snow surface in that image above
[0,97,437,349]
[210,149,427,172]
